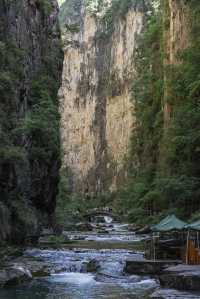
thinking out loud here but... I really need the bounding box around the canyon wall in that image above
[121,0,200,221]
[59,0,149,195]
[0,0,63,244]
[163,0,189,125]
[167,0,189,64]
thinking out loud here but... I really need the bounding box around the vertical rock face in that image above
[0,0,63,243]
[163,0,189,126]
[168,0,189,64]
[59,0,147,195]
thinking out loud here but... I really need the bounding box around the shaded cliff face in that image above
[163,0,189,125]
[122,0,200,222]
[167,0,189,64]
[0,0,63,244]
[59,0,148,195]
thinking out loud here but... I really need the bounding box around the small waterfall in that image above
[0,222,157,299]
[104,216,113,224]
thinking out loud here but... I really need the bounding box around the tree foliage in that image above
[117,1,200,223]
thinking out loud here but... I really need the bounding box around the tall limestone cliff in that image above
[163,0,189,126]
[0,0,63,244]
[59,0,149,196]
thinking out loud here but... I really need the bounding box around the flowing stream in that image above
[0,218,158,299]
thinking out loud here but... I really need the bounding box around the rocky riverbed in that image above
[0,219,200,298]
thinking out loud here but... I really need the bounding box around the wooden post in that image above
[153,233,156,261]
[186,230,190,265]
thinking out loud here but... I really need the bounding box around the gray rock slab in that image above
[160,265,200,291]
[151,289,200,299]
[124,260,180,275]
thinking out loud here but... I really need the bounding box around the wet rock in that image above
[0,247,24,265]
[135,225,151,234]
[94,216,106,223]
[63,234,70,241]
[41,228,54,236]
[86,260,100,273]
[75,223,93,231]
[25,235,40,246]
[128,224,141,232]
[6,256,51,278]
[151,288,200,299]
[129,275,141,282]
[159,265,200,291]
[54,224,64,236]
[72,235,86,241]
[27,262,51,277]
[59,232,70,242]
[97,230,109,234]
[124,260,180,275]
[0,265,32,287]
[38,234,69,245]
[51,266,68,274]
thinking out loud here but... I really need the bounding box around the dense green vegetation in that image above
[95,0,145,39]
[0,0,63,244]
[114,6,164,224]
[0,41,61,194]
[115,1,200,224]
[56,166,115,226]
[101,0,133,36]
[59,0,82,30]
[0,42,24,165]
[37,0,53,15]
[59,0,135,39]
[18,74,60,162]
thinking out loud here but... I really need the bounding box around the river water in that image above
[0,219,159,299]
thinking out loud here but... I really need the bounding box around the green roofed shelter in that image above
[186,220,200,231]
[151,215,187,232]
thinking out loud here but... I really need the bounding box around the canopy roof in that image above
[185,220,200,231]
[151,215,187,232]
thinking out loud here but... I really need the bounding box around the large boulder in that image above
[0,265,32,287]
[86,259,100,273]
[124,260,180,275]
[159,265,200,291]
[13,259,51,278]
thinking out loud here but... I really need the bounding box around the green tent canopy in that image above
[186,220,200,231]
[151,215,187,232]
